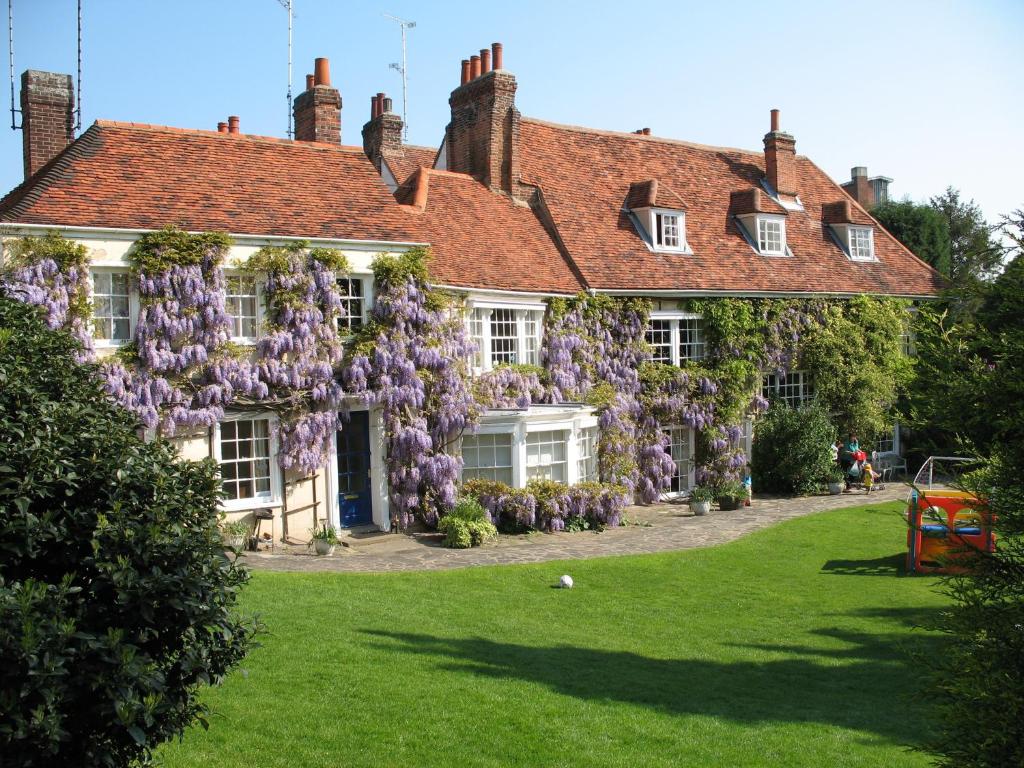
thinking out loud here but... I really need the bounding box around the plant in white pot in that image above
[688,486,715,516]
[826,467,845,495]
[309,522,339,556]
[220,518,250,550]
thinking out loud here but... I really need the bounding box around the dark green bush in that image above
[0,297,258,767]
[752,402,838,495]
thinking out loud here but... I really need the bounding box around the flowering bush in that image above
[461,478,628,533]
[473,364,547,409]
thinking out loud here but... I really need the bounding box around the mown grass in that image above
[158,502,947,767]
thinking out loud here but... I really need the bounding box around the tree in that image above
[924,251,1024,768]
[872,199,952,276]
[929,187,1003,286]
[0,296,258,767]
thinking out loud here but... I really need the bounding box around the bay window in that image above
[526,430,569,483]
[461,432,514,485]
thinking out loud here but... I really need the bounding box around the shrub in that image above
[752,402,838,495]
[437,497,498,548]
[0,297,258,767]
[688,486,716,503]
[461,478,628,533]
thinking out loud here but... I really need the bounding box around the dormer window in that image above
[656,211,682,249]
[849,226,874,261]
[757,217,785,255]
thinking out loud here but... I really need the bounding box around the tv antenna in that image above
[276,0,294,138]
[383,12,414,141]
[7,0,83,132]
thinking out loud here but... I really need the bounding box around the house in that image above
[0,46,941,540]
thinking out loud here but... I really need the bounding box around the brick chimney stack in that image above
[293,57,342,144]
[840,166,892,210]
[445,42,520,195]
[362,92,403,172]
[20,70,75,180]
[763,108,797,197]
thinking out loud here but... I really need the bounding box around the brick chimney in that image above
[293,57,342,144]
[362,93,403,171]
[841,166,892,210]
[445,42,520,195]
[763,108,797,197]
[20,70,75,180]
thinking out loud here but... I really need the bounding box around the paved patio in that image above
[241,484,908,573]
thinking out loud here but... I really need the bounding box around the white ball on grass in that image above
[560,574,574,589]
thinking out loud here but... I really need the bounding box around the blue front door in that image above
[338,411,372,527]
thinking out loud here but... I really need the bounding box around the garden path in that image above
[242,484,908,573]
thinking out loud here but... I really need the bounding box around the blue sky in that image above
[3,0,1021,223]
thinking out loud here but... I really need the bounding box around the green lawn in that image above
[158,503,947,767]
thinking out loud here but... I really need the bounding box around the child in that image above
[743,472,752,507]
[862,459,879,493]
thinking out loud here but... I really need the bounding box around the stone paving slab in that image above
[241,485,909,574]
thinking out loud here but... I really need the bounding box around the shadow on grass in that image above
[362,614,944,746]
[821,553,907,576]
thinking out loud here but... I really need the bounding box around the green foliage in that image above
[929,187,1003,286]
[309,523,339,543]
[713,479,745,500]
[370,247,431,290]
[438,497,497,548]
[0,297,257,767]
[800,296,912,440]
[128,226,233,275]
[873,200,952,276]
[221,518,251,538]
[752,402,838,495]
[688,486,716,503]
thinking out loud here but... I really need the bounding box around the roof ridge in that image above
[520,115,802,161]
[92,120,367,153]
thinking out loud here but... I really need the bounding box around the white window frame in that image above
[460,431,515,485]
[650,208,687,253]
[662,425,696,497]
[761,370,814,408]
[645,313,706,365]
[213,413,281,511]
[468,303,544,373]
[525,429,570,483]
[459,407,599,488]
[849,226,875,261]
[89,267,137,348]
[757,216,786,256]
[577,425,599,483]
[874,423,900,456]
[337,275,368,334]
[223,272,262,344]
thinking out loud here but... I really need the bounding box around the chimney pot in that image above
[370,95,378,119]
[383,96,393,113]
[492,42,503,70]
[480,48,491,74]
[460,59,470,85]
[228,115,240,134]
[305,74,315,90]
[217,121,228,133]
[851,166,868,179]
[314,57,331,87]
[470,55,481,79]
[770,108,780,132]
[642,127,651,135]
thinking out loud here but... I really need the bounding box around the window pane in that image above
[490,308,518,366]
[678,318,705,361]
[646,319,672,364]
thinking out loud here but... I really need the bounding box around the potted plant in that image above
[826,467,845,495]
[688,486,715,516]
[715,480,746,511]
[309,522,339,555]
[221,518,250,549]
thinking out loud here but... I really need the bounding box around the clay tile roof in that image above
[625,179,688,211]
[821,198,874,226]
[517,117,944,297]
[729,187,786,216]
[399,169,581,294]
[382,144,440,186]
[0,121,421,243]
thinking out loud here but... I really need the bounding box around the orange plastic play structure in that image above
[906,489,995,574]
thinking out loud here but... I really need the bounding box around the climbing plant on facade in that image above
[342,248,477,528]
